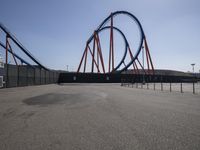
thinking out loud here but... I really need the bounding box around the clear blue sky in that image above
[0,0,200,72]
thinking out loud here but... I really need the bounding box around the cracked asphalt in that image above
[0,83,200,150]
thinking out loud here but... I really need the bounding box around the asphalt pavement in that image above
[0,83,199,150]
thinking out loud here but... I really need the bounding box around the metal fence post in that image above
[180,82,183,93]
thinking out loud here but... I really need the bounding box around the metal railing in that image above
[121,80,200,94]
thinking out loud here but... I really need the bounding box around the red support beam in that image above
[132,61,137,74]
[77,45,87,73]
[83,44,88,73]
[87,45,100,73]
[128,47,139,74]
[144,38,154,74]
[97,46,99,68]
[144,42,150,74]
[6,35,9,65]
[111,14,114,71]
[95,32,100,70]
[95,32,105,73]
[109,29,112,72]
[134,62,139,74]
[136,58,146,74]
[8,42,18,66]
[91,36,96,73]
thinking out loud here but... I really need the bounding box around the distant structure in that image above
[77,11,154,74]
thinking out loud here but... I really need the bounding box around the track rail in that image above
[77,11,154,74]
[0,23,48,70]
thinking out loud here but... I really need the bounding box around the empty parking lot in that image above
[0,83,200,150]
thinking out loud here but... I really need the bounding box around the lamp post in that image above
[67,65,69,72]
[191,63,195,73]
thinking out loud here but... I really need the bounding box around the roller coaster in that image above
[0,11,154,75]
[77,11,154,74]
[0,11,197,87]
[0,23,48,70]
[0,23,57,88]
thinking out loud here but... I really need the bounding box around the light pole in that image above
[67,65,69,72]
[191,63,195,73]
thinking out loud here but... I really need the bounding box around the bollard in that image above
[136,82,138,88]
[193,82,195,94]
[147,82,149,89]
[180,82,183,93]
[154,83,155,90]
[161,82,163,91]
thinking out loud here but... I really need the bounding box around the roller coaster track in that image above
[77,11,154,74]
[0,23,48,70]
